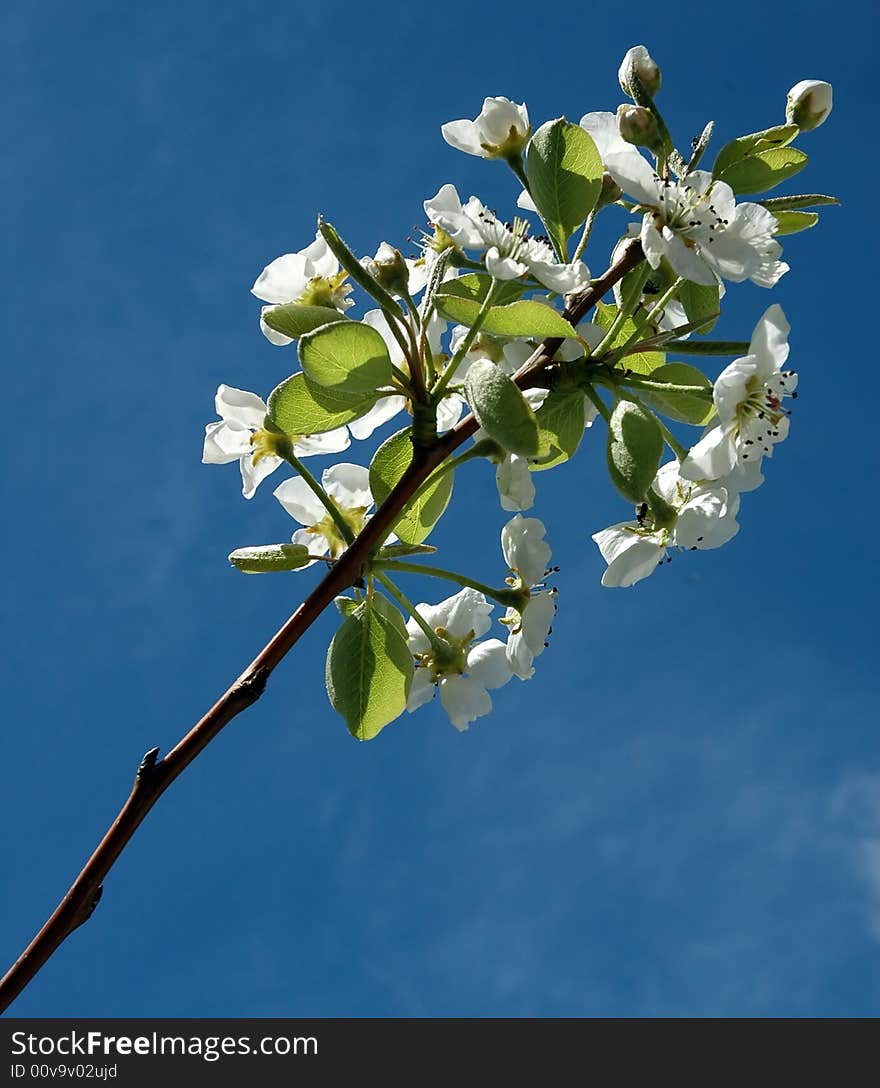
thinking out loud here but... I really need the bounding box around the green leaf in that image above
[606,400,664,502]
[770,210,819,235]
[717,146,808,195]
[299,320,393,392]
[464,360,543,457]
[759,193,840,211]
[678,281,720,335]
[228,543,312,574]
[436,296,578,340]
[712,123,799,177]
[435,274,525,307]
[267,372,379,435]
[369,428,455,545]
[318,218,405,316]
[532,389,587,471]
[335,596,358,617]
[636,363,716,425]
[261,304,349,342]
[526,118,603,254]
[595,302,665,374]
[325,598,413,741]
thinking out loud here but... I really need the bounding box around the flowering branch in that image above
[0,240,643,1013]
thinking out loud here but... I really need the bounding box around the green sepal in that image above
[606,400,664,502]
[369,428,454,545]
[298,320,393,393]
[525,118,603,255]
[531,389,587,471]
[228,543,312,574]
[267,372,380,435]
[464,361,544,457]
[636,363,716,425]
[261,304,349,342]
[325,596,413,741]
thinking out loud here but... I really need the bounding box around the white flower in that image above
[424,185,591,293]
[251,233,353,346]
[346,309,462,440]
[680,304,795,483]
[441,97,530,160]
[592,460,740,588]
[500,515,556,680]
[405,588,513,731]
[202,384,349,499]
[786,80,832,131]
[273,463,375,563]
[581,113,788,288]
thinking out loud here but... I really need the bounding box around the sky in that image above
[1,0,878,1018]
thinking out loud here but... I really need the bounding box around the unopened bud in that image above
[362,241,411,296]
[785,80,833,132]
[618,45,662,99]
[617,104,662,151]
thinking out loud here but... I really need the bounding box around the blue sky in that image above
[2,0,878,1016]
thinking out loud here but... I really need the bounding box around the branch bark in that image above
[0,239,644,1013]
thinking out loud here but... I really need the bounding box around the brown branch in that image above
[0,240,644,1014]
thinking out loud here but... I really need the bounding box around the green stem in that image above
[617,374,713,399]
[572,210,596,262]
[376,560,522,610]
[432,280,501,399]
[282,452,355,546]
[662,339,751,356]
[583,384,612,423]
[404,440,499,510]
[655,418,689,462]
[593,261,651,357]
[373,571,440,649]
[636,276,685,336]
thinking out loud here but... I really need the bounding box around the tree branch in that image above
[0,239,644,1013]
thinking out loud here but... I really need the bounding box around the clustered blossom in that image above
[204,53,831,740]
[500,516,556,680]
[425,184,591,293]
[405,588,513,731]
[406,515,555,730]
[593,304,794,587]
[273,464,378,563]
[582,112,788,288]
[252,233,352,345]
[681,304,795,486]
[202,385,349,498]
[593,461,741,588]
[441,96,531,161]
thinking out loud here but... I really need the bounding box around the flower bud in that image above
[785,80,833,132]
[361,241,410,296]
[617,104,662,151]
[618,45,661,99]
